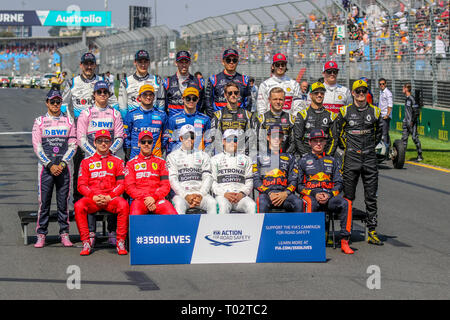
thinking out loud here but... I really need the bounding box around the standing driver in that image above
[74,130,129,256]
[334,80,383,245]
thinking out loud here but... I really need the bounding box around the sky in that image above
[1,0,305,36]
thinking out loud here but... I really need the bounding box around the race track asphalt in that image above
[0,87,449,301]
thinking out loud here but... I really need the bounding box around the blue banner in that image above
[130,213,326,265]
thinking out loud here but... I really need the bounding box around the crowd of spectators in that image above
[190,0,448,72]
[0,44,62,74]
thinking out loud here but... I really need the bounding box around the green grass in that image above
[390,131,450,169]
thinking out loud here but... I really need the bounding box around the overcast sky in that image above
[1,0,301,36]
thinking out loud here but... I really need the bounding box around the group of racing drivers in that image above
[31,48,389,257]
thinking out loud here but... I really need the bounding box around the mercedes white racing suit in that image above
[211,151,256,214]
[257,74,306,116]
[166,147,217,214]
[118,73,165,119]
[322,82,352,114]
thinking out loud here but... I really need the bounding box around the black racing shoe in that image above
[367,230,384,246]
[416,154,424,162]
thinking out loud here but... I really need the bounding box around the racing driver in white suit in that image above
[211,129,256,214]
[256,53,306,116]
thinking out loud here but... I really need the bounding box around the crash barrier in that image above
[129,213,326,265]
[18,210,112,245]
[391,104,450,141]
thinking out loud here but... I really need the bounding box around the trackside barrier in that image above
[129,213,326,265]
[391,104,450,141]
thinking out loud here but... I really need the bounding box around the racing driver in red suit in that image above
[74,129,129,256]
[125,130,178,215]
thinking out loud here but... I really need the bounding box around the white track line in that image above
[0,132,32,135]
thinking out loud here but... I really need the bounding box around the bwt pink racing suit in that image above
[76,105,124,157]
[32,113,77,235]
[322,82,353,114]
[256,74,306,116]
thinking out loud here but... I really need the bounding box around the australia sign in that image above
[0,10,111,27]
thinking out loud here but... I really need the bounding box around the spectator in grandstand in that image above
[252,87,295,155]
[203,49,252,118]
[402,83,423,162]
[163,51,204,117]
[253,125,303,213]
[292,82,338,158]
[166,124,217,214]
[123,84,168,161]
[320,61,352,114]
[74,129,129,256]
[165,87,211,153]
[118,50,165,119]
[257,53,305,116]
[210,82,254,155]
[378,78,393,145]
[211,129,256,214]
[32,89,77,248]
[61,52,118,207]
[76,80,124,247]
[334,80,383,246]
[125,130,178,215]
[298,128,353,254]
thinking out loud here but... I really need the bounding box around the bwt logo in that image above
[44,129,68,136]
[91,121,113,128]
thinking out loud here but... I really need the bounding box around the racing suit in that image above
[211,151,256,214]
[252,110,295,155]
[322,82,352,114]
[163,73,204,117]
[203,71,252,118]
[32,113,77,235]
[256,74,306,116]
[334,103,382,230]
[61,74,118,203]
[74,152,129,243]
[292,106,338,158]
[76,105,124,157]
[76,104,124,233]
[402,95,422,155]
[125,153,177,215]
[118,72,165,119]
[210,106,255,155]
[166,148,217,214]
[123,106,168,159]
[165,110,212,154]
[253,151,303,213]
[298,152,352,237]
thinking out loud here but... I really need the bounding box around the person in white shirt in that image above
[166,124,217,214]
[256,53,305,116]
[211,129,256,214]
[378,78,393,145]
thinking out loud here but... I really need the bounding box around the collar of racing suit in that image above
[133,72,150,81]
[45,112,63,119]
[222,70,237,78]
[270,74,289,82]
[139,105,154,113]
[138,152,153,160]
[94,151,111,159]
[324,82,338,91]
[80,74,97,83]
[311,151,326,159]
